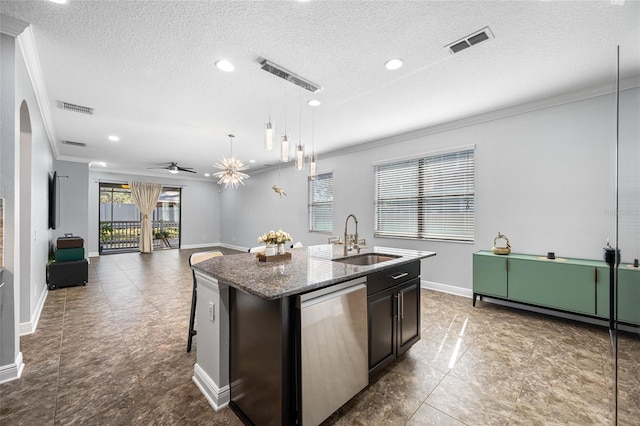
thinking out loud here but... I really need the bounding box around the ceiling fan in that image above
[147,162,196,174]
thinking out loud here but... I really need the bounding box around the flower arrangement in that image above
[258,229,293,246]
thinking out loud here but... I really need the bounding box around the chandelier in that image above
[260,60,321,164]
[213,134,249,189]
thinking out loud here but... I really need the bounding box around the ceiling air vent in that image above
[57,100,94,115]
[445,27,494,54]
[61,140,87,147]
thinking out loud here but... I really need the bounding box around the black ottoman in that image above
[47,259,88,290]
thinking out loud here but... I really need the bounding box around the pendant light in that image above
[295,88,305,170]
[308,106,317,179]
[281,82,291,162]
[295,144,305,170]
[281,135,290,162]
[213,134,249,189]
[264,116,274,151]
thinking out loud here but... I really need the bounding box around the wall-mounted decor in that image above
[48,171,60,229]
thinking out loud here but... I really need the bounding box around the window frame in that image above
[373,146,475,243]
[308,171,334,233]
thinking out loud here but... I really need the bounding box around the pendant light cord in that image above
[299,87,302,144]
[312,108,315,155]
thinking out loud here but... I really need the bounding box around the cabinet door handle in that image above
[400,293,404,320]
[594,267,598,282]
[390,272,409,280]
[397,295,401,319]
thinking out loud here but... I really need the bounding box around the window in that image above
[374,148,474,242]
[308,172,334,232]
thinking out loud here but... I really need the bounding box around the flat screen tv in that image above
[48,171,60,229]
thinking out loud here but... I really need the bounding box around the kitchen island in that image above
[191,244,435,425]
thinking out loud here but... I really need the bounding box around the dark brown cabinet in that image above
[397,279,420,354]
[367,261,421,376]
[368,286,396,373]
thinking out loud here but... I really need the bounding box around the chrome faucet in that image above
[344,214,359,256]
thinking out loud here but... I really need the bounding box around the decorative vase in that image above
[277,243,286,255]
[491,232,511,255]
[265,243,277,257]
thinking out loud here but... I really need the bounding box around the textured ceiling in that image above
[1,0,639,180]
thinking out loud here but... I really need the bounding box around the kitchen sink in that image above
[332,253,401,266]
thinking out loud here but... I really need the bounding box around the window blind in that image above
[374,149,474,242]
[308,172,334,232]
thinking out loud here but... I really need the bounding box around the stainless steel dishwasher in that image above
[300,277,368,425]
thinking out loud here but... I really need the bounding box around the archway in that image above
[18,100,32,332]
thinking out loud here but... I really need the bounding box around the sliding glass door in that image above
[99,183,181,253]
[614,42,640,425]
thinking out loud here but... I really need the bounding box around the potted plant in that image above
[99,223,113,253]
[154,229,170,240]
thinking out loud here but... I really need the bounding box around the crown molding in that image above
[17,26,60,159]
[0,14,28,37]
[323,76,640,159]
[84,163,213,182]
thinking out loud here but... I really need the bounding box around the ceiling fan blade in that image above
[146,163,196,173]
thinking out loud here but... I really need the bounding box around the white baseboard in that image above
[19,285,48,335]
[88,251,99,258]
[421,280,472,298]
[192,363,230,411]
[0,352,24,384]
[217,242,248,252]
[180,242,223,250]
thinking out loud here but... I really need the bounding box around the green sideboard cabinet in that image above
[473,251,640,325]
[595,267,640,323]
[472,252,508,299]
[508,259,596,315]
[595,266,610,319]
[613,268,640,325]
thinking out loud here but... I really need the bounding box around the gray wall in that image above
[0,31,19,370]
[219,88,639,292]
[88,171,221,255]
[52,160,89,245]
[619,88,640,260]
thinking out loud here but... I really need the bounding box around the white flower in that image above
[257,228,293,245]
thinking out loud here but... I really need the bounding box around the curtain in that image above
[130,181,163,253]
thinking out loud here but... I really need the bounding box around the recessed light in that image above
[384,58,403,70]
[204,173,211,177]
[48,0,69,4]
[249,159,256,163]
[90,161,107,168]
[308,99,321,107]
[215,60,235,72]
[108,135,120,142]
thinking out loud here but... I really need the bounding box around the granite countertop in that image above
[192,244,436,300]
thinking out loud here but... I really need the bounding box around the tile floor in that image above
[0,248,638,425]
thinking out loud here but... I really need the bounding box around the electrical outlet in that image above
[208,301,214,322]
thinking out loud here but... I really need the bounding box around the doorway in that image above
[99,183,181,253]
